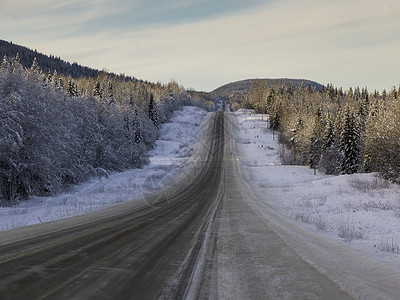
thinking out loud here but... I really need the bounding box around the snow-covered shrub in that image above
[337,220,364,242]
[349,175,390,193]
[378,237,400,254]
[292,212,327,232]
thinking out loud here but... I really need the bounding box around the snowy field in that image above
[233,109,400,269]
[0,106,208,230]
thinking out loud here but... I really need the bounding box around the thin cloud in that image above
[1,0,399,91]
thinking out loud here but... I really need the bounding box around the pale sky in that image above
[1,0,399,92]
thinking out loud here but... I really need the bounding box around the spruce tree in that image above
[147,93,159,129]
[319,120,341,175]
[52,70,59,88]
[265,89,275,114]
[67,80,78,97]
[133,108,143,144]
[340,109,361,174]
[58,77,64,90]
[308,108,324,171]
[309,135,319,172]
[107,81,115,105]
[270,112,280,130]
[123,115,131,140]
[323,121,335,149]
[30,57,39,73]
[1,54,8,70]
[93,79,103,101]
[46,72,52,84]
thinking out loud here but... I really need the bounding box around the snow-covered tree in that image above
[308,108,325,171]
[0,50,213,202]
[133,108,143,144]
[93,79,103,101]
[107,80,115,105]
[340,109,361,174]
[1,54,7,69]
[147,93,159,129]
[67,80,73,96]
[319,120,341,175]
[30,57,39,73]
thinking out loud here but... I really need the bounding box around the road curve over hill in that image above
[0,111,376,299]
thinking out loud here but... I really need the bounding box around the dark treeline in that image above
[232,79,400,181]
[0,39,99,79]
[0,53,214,203]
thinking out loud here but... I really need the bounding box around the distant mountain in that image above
[212,78,323,97]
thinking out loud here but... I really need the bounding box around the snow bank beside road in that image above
[0,106,208,231]
[233,109,400,269]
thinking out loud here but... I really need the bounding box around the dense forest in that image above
[0,46,214,203]
[213,78,322,112]
[0,39,99,79]
[212,78,323,97]
[232,79,400,182]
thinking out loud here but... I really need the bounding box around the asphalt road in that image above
[0,112,354,299]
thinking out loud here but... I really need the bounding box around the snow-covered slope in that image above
[233,109,400,270]
[0,106,208,230]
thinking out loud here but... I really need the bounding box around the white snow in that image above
[232,108,400,269]
[0,106,208,231]
[3,106,400,272]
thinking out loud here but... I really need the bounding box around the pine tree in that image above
[93,79,103,101]
[53,70,59,88]
[265,89,275,114]
[10,53,21,72]
[382,89,387,100]
[354,86,361,100]
[1,54,8,70]
[133,108,143,144]
[291,115,304,144]
[58,77,64,89]
[326,84,335,100]
[347,87,353,99]
[319,120,342,175]
[323,121,335,149]
[270,112,280,130]
[340,109,361,174]
[30,57,39,73]
[359,92,369,119]
[107,80,115,105]
[309,135,320,172]
[308,108,324,171]
[67,80,78,97]
[46,72,52,84]
[147,93,159,129]
[124,115,131,139]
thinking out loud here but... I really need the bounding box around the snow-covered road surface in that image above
[0,111,224,299]
[1,108,400,299]
[0,111,352,299]
[203,114,351,299]
[229,109,400,299]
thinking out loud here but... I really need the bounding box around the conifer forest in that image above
[0,43,213,203]
[235,79,400,182]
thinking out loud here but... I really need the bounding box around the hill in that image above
[212,78,323,97]
[0,39,101,78]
